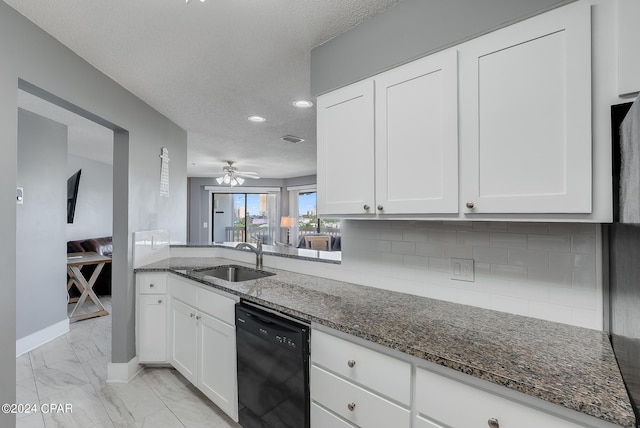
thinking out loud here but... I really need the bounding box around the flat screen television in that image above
[67,169,81,223]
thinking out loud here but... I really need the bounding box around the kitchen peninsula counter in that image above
[136,257,635,427]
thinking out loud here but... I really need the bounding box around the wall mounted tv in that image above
[67,169,81,224]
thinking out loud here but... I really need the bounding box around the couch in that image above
[67,236,112,296]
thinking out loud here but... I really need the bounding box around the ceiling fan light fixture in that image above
[216,176,224,185]
[248,115,266,123]
[236,177,245,185]
[223,174,231,184]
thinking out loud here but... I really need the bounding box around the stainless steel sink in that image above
[195,265,275,282]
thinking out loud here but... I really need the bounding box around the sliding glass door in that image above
[212,192,277,244]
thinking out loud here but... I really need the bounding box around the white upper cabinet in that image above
[618,0,640,96]
[459,1,592,214]
[317,50,459,216]
[317,80,375,216]
[375,50,459,214]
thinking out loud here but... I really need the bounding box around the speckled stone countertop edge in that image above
[136,258,636,428]
[170,244,341,264]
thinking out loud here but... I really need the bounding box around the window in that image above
[289,187,340,250]
[212,192,278,244]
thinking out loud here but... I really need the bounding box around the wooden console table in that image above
[66,252,111,323]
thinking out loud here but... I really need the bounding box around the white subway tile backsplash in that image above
[549,287,598,311]
[572,271,597,290]
[457,231,490,247]
[402,230,428,242]
[529,301,572,325]
[490,295,529,317]
[490,232,527,249]
[391,241,416,255]
[441,244,473,259]
[571,234,596,254]
[416,242,442,257]
[508,248,549,269]
[491,264,527,281]
[380,229,404,241]
[527,234,572,253]
[428,230,457,245]
[404,255,429,270]
[472,247,508,264]
[342,220,600,329]
[428,257,451,273]
[548,223,595,235]
[549,253,595,271]
[529,268,572,286]
[508,222,549,234]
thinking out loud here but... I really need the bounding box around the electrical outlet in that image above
[451,258,474,282]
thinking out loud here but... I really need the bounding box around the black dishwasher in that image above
[235,302,310,428]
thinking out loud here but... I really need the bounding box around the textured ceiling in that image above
[5,0,400,178]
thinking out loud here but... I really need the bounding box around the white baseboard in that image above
[16,318,70,357]
[107,356,141,383]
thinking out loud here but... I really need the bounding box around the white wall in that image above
[340,220,602,329]
[66,154,113,241]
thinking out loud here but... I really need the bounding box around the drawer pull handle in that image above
[157,299,162,304]
[466,201,475,209]
[488,418,499,428]
[347,359,356,368]
[377,205,383,211]
[196,315,201,320]
[190,313,195,318]
[149,283,155,287]
[347,402,356,412]
[363,205,370,211]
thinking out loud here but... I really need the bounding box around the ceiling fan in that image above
[214,161,260,186]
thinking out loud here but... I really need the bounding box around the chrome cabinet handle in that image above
[363,204,370,211]
[488,418,499,428]
[466,202,475,209]
[347,402,356,412]
[377,205,383,211]
[157,299,162,304]
[149,283,154,287]
[196,315,201,320]
[347,359,356,368]
[189,313,195,318]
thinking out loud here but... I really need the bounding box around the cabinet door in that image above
[138,294,167,363]
[416,368,584,428]
[197,312,238,421]
[619,0,640,96]
[460,1,591,214]
[170,298,198,384]
[375,49,458,214]
[317,79,375,216]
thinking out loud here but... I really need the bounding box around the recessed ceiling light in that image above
[292,100,314,108]
[247,115,266,123]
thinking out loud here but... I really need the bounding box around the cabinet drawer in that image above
[196,287,237,325]
[311,402,356,428]
[311,330,411,405]
[415,368,583,428]
[169,276,197,307]
[311,365,409,428]
[137,273,167,294]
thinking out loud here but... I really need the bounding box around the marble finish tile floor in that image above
[16,297,241,428]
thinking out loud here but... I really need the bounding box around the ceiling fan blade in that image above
[235,170,259,175]
[236,173,260,179]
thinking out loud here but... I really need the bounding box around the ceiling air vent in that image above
[281,135,305,144]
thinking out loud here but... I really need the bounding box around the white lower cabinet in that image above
[169,275,239,421]
[310,330,411,428]
[311,329,612,428]
[415,368,584,428]
[136,273,168,363]
[137,273,239,422]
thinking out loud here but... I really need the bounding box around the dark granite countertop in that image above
[137,257,636,427]
[171,242,341,264]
